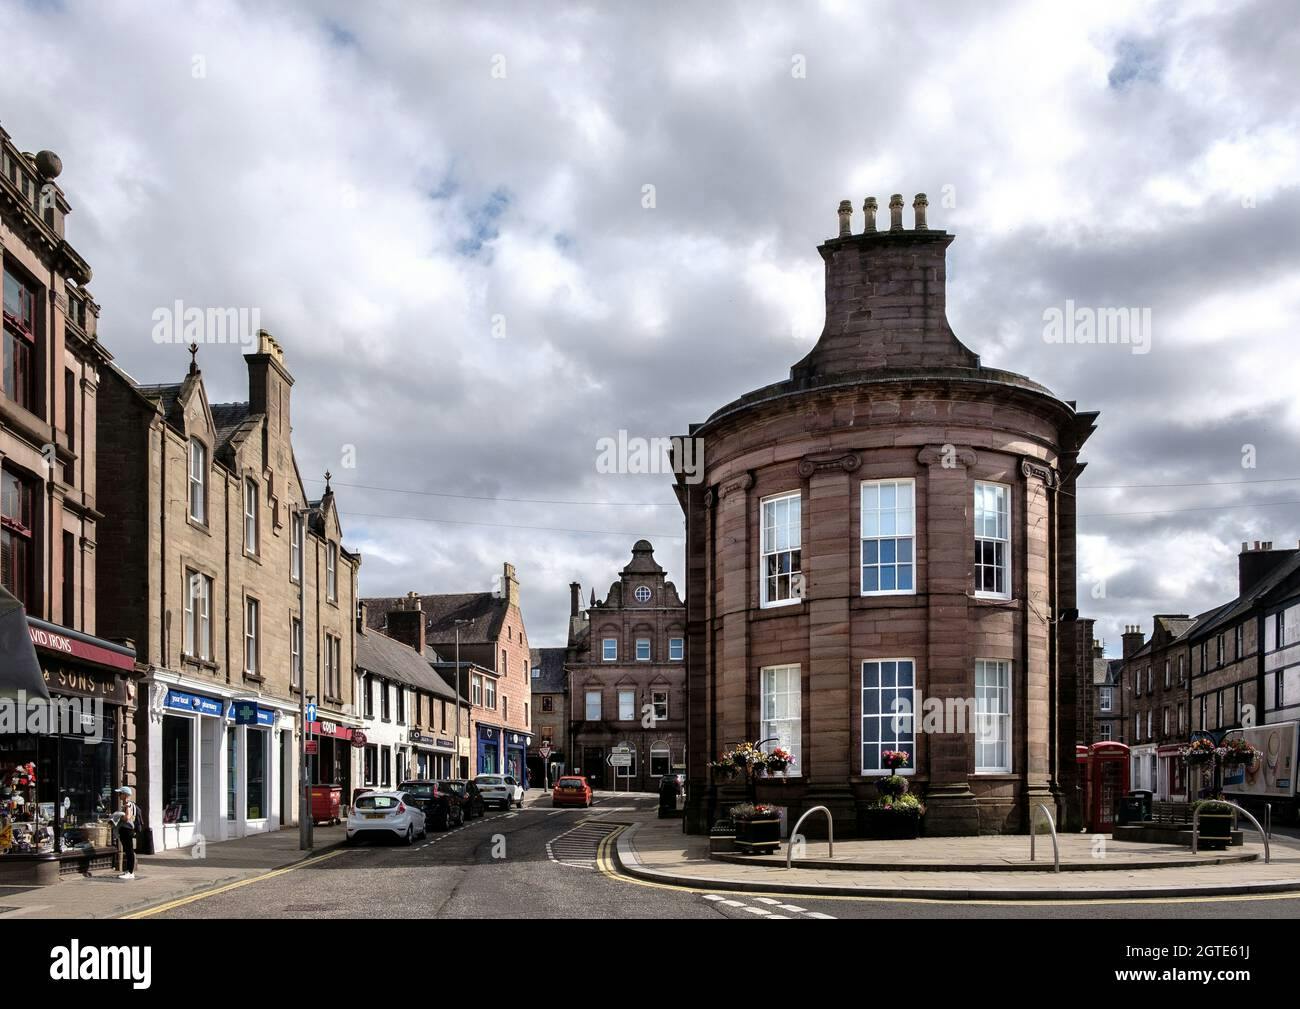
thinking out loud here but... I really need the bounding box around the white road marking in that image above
[700,893,835,920]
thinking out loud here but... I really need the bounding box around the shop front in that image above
[0,620,137,884]
[505,731,531,789]
[308,717,361,810]
[477,724,500,775]
[409,730,456,780]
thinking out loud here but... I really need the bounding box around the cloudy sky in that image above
[4,0,1298,651]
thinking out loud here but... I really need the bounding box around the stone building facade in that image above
[564,541,687,792]
[1120,615,1197,799]
[529,645,570,788]
[675,195,1097,836]
[364,563,532,783]
[1,130,140,880]
[96,334,360,846]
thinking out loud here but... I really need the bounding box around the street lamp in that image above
[296,506,311,851]
[453,618,472,780]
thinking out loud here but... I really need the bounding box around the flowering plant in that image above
[1180,738,1218,766]
[881,750,910,771]
[869,792,925,815]
[766,748,795,773]
[729,803,779,822]
[1220,738,1260,767]
[709,742,766,777]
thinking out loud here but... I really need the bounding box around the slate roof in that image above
[355,629,457,700]
[1187,553,1300,642]
[530,647,568,693]
[363,592,507,645]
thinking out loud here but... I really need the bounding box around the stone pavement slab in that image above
[614,816,1300,900]
[0,825,346,920]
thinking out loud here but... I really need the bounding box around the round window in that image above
[634,585,651,603]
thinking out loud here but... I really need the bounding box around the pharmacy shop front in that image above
[144,681,298,850]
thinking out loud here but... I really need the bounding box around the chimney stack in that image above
[386,597,426,655]
[1121,624,1146,659]
[1239,540,1300,595]
[502,562,520,607]
[356,599,368,634]
[569,581,581,617]
[793,189,979,382]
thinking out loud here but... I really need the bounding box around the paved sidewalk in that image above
[614,816,1300,900]
[0,825,346,920]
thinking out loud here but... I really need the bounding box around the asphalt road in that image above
[141,793,1300,920]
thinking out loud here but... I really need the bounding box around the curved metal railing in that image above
[785,806,834,869]
[1029,802,1060,873]
[1192,800,1270,863]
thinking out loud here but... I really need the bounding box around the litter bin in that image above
[311,784,342,825]
[1117,789,1152,825]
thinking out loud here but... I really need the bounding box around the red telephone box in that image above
[1079,741,1130,832]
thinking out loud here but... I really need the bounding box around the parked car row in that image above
[345,775,526,844]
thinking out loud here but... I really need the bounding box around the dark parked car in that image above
[439,779,486,819]
[397,780,463,830]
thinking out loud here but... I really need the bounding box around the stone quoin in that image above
[674,194,1097,836]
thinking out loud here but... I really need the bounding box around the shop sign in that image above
[163,689,224,717]
[305,740,318,755]
[350,730,368,748]
[435,738,455,750]
[41,664,126,704]
[28,622,135,672]
[408,730,435,746]
[308,721,354,741]
[225,702,275,727]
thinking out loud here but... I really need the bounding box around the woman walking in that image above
[113,786,140,880]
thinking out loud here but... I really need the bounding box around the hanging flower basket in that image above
[1220,738,1260,767]
[1181,739,1218,766]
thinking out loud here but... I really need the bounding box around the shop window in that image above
[761,664,801,776]
[1,466,35,607]
[650,743,671,777]
[226,728,237,820]
[381,746,392,788]
[760,490,802,607]
[862,659,914,773]
[163,716,193,823]
[861,479,915,595]
[975,659,1012,773]
[246,728,266,819]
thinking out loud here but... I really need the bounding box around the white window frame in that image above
[860,479,916,596]
[184,569,212,660]
[188,439,206,524]
[1099,723,1112,741]
[635,638,650,661]
[669,637,684,661]
[651,689,668,722]
[291,511,303,583]
[244,597,259,675]
[244,479,259,556]
[584,689,601,721]
[290,616,302,689]
[973,481,1010,599]
[471,675,483,707]
[649,742,671,777]
[761,663,802,777]
[602,638,617,662]
[634,585,651,603]
[1100,686,1112,713]
[618,689,636,722]
[861,659,914,774]
[760,490,802,608]
[975,658,1012,773]
[485,677,497,711]
[326,542,337,602]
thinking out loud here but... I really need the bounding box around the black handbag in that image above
[133,802,155,855]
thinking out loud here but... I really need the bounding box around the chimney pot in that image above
[837,199,853,237]
[913,192,929,230]
[889,194,905,231]
[863,196,878,232]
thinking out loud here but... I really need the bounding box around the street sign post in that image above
[305,702,317,723]
[607,746,633,793]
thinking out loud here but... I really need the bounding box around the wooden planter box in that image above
[709,819,737,854]
[733,817,781,854]
[860,808,922,840]
[1197,813,1233,851]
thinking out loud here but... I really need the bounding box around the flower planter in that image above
[860,808,922,840]
[1196,812,1233,851]
[709,819,737,854]
[732,817,781,854]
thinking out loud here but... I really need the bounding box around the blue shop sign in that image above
[164,689,225,718]
[226,701,275,727]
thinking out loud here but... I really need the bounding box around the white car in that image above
[346,790,427,845]
[475,774,524,810]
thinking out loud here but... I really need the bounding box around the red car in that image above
[552,776,593,807]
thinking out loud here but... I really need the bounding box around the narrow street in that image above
[135,793,1300,921]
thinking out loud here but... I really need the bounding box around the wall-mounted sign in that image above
[163,689,224,718]
[41,664,126,704]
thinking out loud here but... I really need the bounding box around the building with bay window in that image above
[562,541,686,792]
[96,333,360,848]
[675,195,1097,836]
[1,130,142,882]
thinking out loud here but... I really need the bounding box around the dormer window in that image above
[188,439,207,523]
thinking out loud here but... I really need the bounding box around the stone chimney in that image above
[569,582,581,617]
[502,562,520,606]
[246,329,294,447]
[386,596,425,654]
[1121,624,1146,659]
[790,192,980,384]
[1239,540,1299,596]
[356,599,368,635]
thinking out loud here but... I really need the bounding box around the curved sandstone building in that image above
[675,195,1097,836]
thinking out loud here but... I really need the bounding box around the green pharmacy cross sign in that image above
[234,702,259,726]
